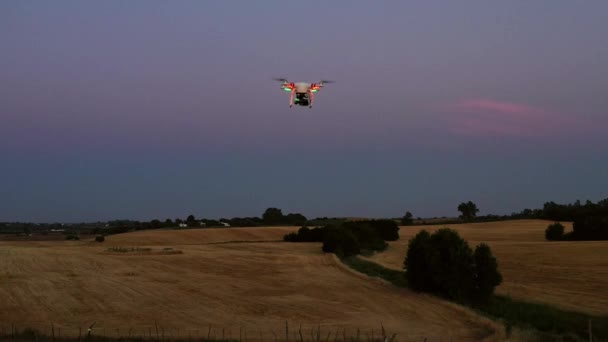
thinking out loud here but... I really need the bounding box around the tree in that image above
[458,201,479,220]
[186,215,198,227]
[403,230,433,292]
[401,211,413,225]
[545,222,565,241]
[262,208,283,225]
[473,243,502,302]
[404,228,501,303]
[284,213,307,226]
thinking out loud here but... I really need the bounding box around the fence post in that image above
[155,321,159,341]
[589,318,593,342]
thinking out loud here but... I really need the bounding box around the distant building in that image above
[199,222,207,227]
[178,223,188,228]
[220,222,230,227]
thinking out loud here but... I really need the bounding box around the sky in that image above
[1,1,607,222]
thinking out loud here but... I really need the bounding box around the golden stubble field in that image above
[364,220,608,316]
[0,227,501,341]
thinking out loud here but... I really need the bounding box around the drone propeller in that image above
[273,78,289,82]
[319,80,335,84]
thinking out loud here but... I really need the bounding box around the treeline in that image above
[283,220,399,256]
[541,198,608,221]
[545,218,608,241]
[401,197,608,226]
[0,222,106,235]
[541,199,608,241]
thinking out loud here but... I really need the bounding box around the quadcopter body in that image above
[274,78,333,108]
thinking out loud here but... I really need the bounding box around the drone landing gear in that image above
[289,89,295,108]
[308,89,314,109]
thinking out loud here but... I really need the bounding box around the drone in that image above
[274,78,334,108]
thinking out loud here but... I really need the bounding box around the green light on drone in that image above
[283,88,292,92]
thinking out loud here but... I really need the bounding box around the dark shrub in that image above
[342,222,387,251]
[283,232,299,242]
[95,235,105,242]
[285,220,395,256]
[367,219,400,241]
[473,243,502,302]
[65,234,80,240]
[572,216,608,240]
[322,227,360,256]
[404,230,433,291]
[405,228,501,303]
[284,226,327,242]
[545,222,565,241]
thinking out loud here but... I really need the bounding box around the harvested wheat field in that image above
[364,219,608,316]
[0,227,501,341]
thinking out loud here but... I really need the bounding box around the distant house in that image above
[199,222,207,227]
[220,222,230,227]
[178,223,188,228]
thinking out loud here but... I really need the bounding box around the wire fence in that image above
[0,322,454,342]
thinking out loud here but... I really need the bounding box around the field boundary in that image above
[0,322,403,342]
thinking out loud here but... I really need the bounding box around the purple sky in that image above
[1,1,607,222]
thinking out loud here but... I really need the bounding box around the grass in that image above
[340,256,407,288]
[477,295,608,341]
[341,255,608,341]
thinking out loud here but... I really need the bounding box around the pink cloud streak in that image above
[439,98,598,139]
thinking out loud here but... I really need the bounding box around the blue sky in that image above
[1,1,607,222]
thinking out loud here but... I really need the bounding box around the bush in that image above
[283,226,326,242]
[473,243,503,302]
[572,216,608,240]
[95,235,105,242]
[322,227,360,256]
[65,234,80,240]
[283,232,299,242]
[404,228,501,303]
[366,219,400,241]
[342,222,387,251]
[545,222,565,241]
[285,221,396,257]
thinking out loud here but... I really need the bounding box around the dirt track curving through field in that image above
[363,219,608,316]
[0,227,501,341]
